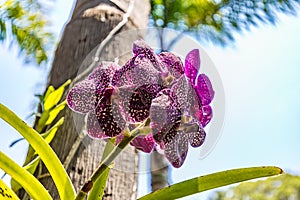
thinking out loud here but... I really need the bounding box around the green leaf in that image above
[87,168,110,200]
[0,177,20,200]
[0,19,6,41]
[138,166,283,200]
[87,138,116,200]
[11,117,64,191]
[36,110,49,132]
[0,151,52,200]
[42,117,64,143]
[45,101,66,125]
[11,156,40,192]
[44,80,71,111]
[0,103,76,200]
[44,85,55,102]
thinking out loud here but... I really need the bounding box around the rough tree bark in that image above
[19,0,150,199]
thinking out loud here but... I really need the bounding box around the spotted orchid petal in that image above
[86,87,126,138]
[117,85,155,123]
[130,134,155,153]
[150,90,181,143]
[196,74,215,106]
[111,58,135,87]
[112,51,163,88]
[184,49,200,85]
[200,105,213,127]
[66,79,103,114]
[170,75,193,111]
[132,39,155,56]
[86,111,110,139]
[159,52,184,79]
[164,132,188,168]
[88,61,121,84]
[132,55,162,87]
[187,126,206,148]
[132,40,163,70]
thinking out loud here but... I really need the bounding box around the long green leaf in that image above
[45,101,66,125]
[87,138,115,200]
[138,166,283,200]
[11,156,40,192]
[0,151,52,200]
[0,177,20,200]
[11,118,63,192]
[0,103,76,200]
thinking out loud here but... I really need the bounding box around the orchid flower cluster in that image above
[66,40,214,168]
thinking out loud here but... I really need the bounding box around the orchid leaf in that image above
[138,166,283,200]
[0,151,52,200]
[44,80,71,111]
[11,156,40,192]
[0,103,76,200]
[45,102,66,125]
[0,178,20,200]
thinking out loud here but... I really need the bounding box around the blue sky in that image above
[1,1,300,199]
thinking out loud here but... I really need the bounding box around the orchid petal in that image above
[133,40,164,71]
[132,39,155,56]
[187,127,206,148]
[118,85,151,123]
[170,75,192,111]
[66,79,103,113]
[196,74,214,105]
[130,134,155,153]
[86,111,110,139]
[184,49,200,85]
[132,55,161,87]
[87,87,126,138]
[88,61,121,84]
[159,52,184,79]
[200,105,213,127]
[150,90,181,143]
[164,132,188,168]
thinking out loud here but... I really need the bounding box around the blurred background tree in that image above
[148,0,300,191]
[0,0,54,64]
[209,173,300,200]
[1,0,299,198]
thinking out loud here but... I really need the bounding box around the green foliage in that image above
[138,166,283,200]
[0,178,20,200]
[0,103,76,199]
[0,151,52,200]
[210,173,300,200]
[36,80,70,132]
[150,0,300,45]
[0,0,54,64]
[10,156,40,192]
[0,81,75,199]
[10,118,64,192]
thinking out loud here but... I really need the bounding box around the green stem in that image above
[75,123,147,200]
[0,103,76,200]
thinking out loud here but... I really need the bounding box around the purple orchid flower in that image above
[67,61,126,138]
[149,49,214,168]
[66,40,214,168]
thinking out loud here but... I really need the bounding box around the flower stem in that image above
[74,120,148,200]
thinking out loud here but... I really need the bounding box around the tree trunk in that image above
[19,0,150,199]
